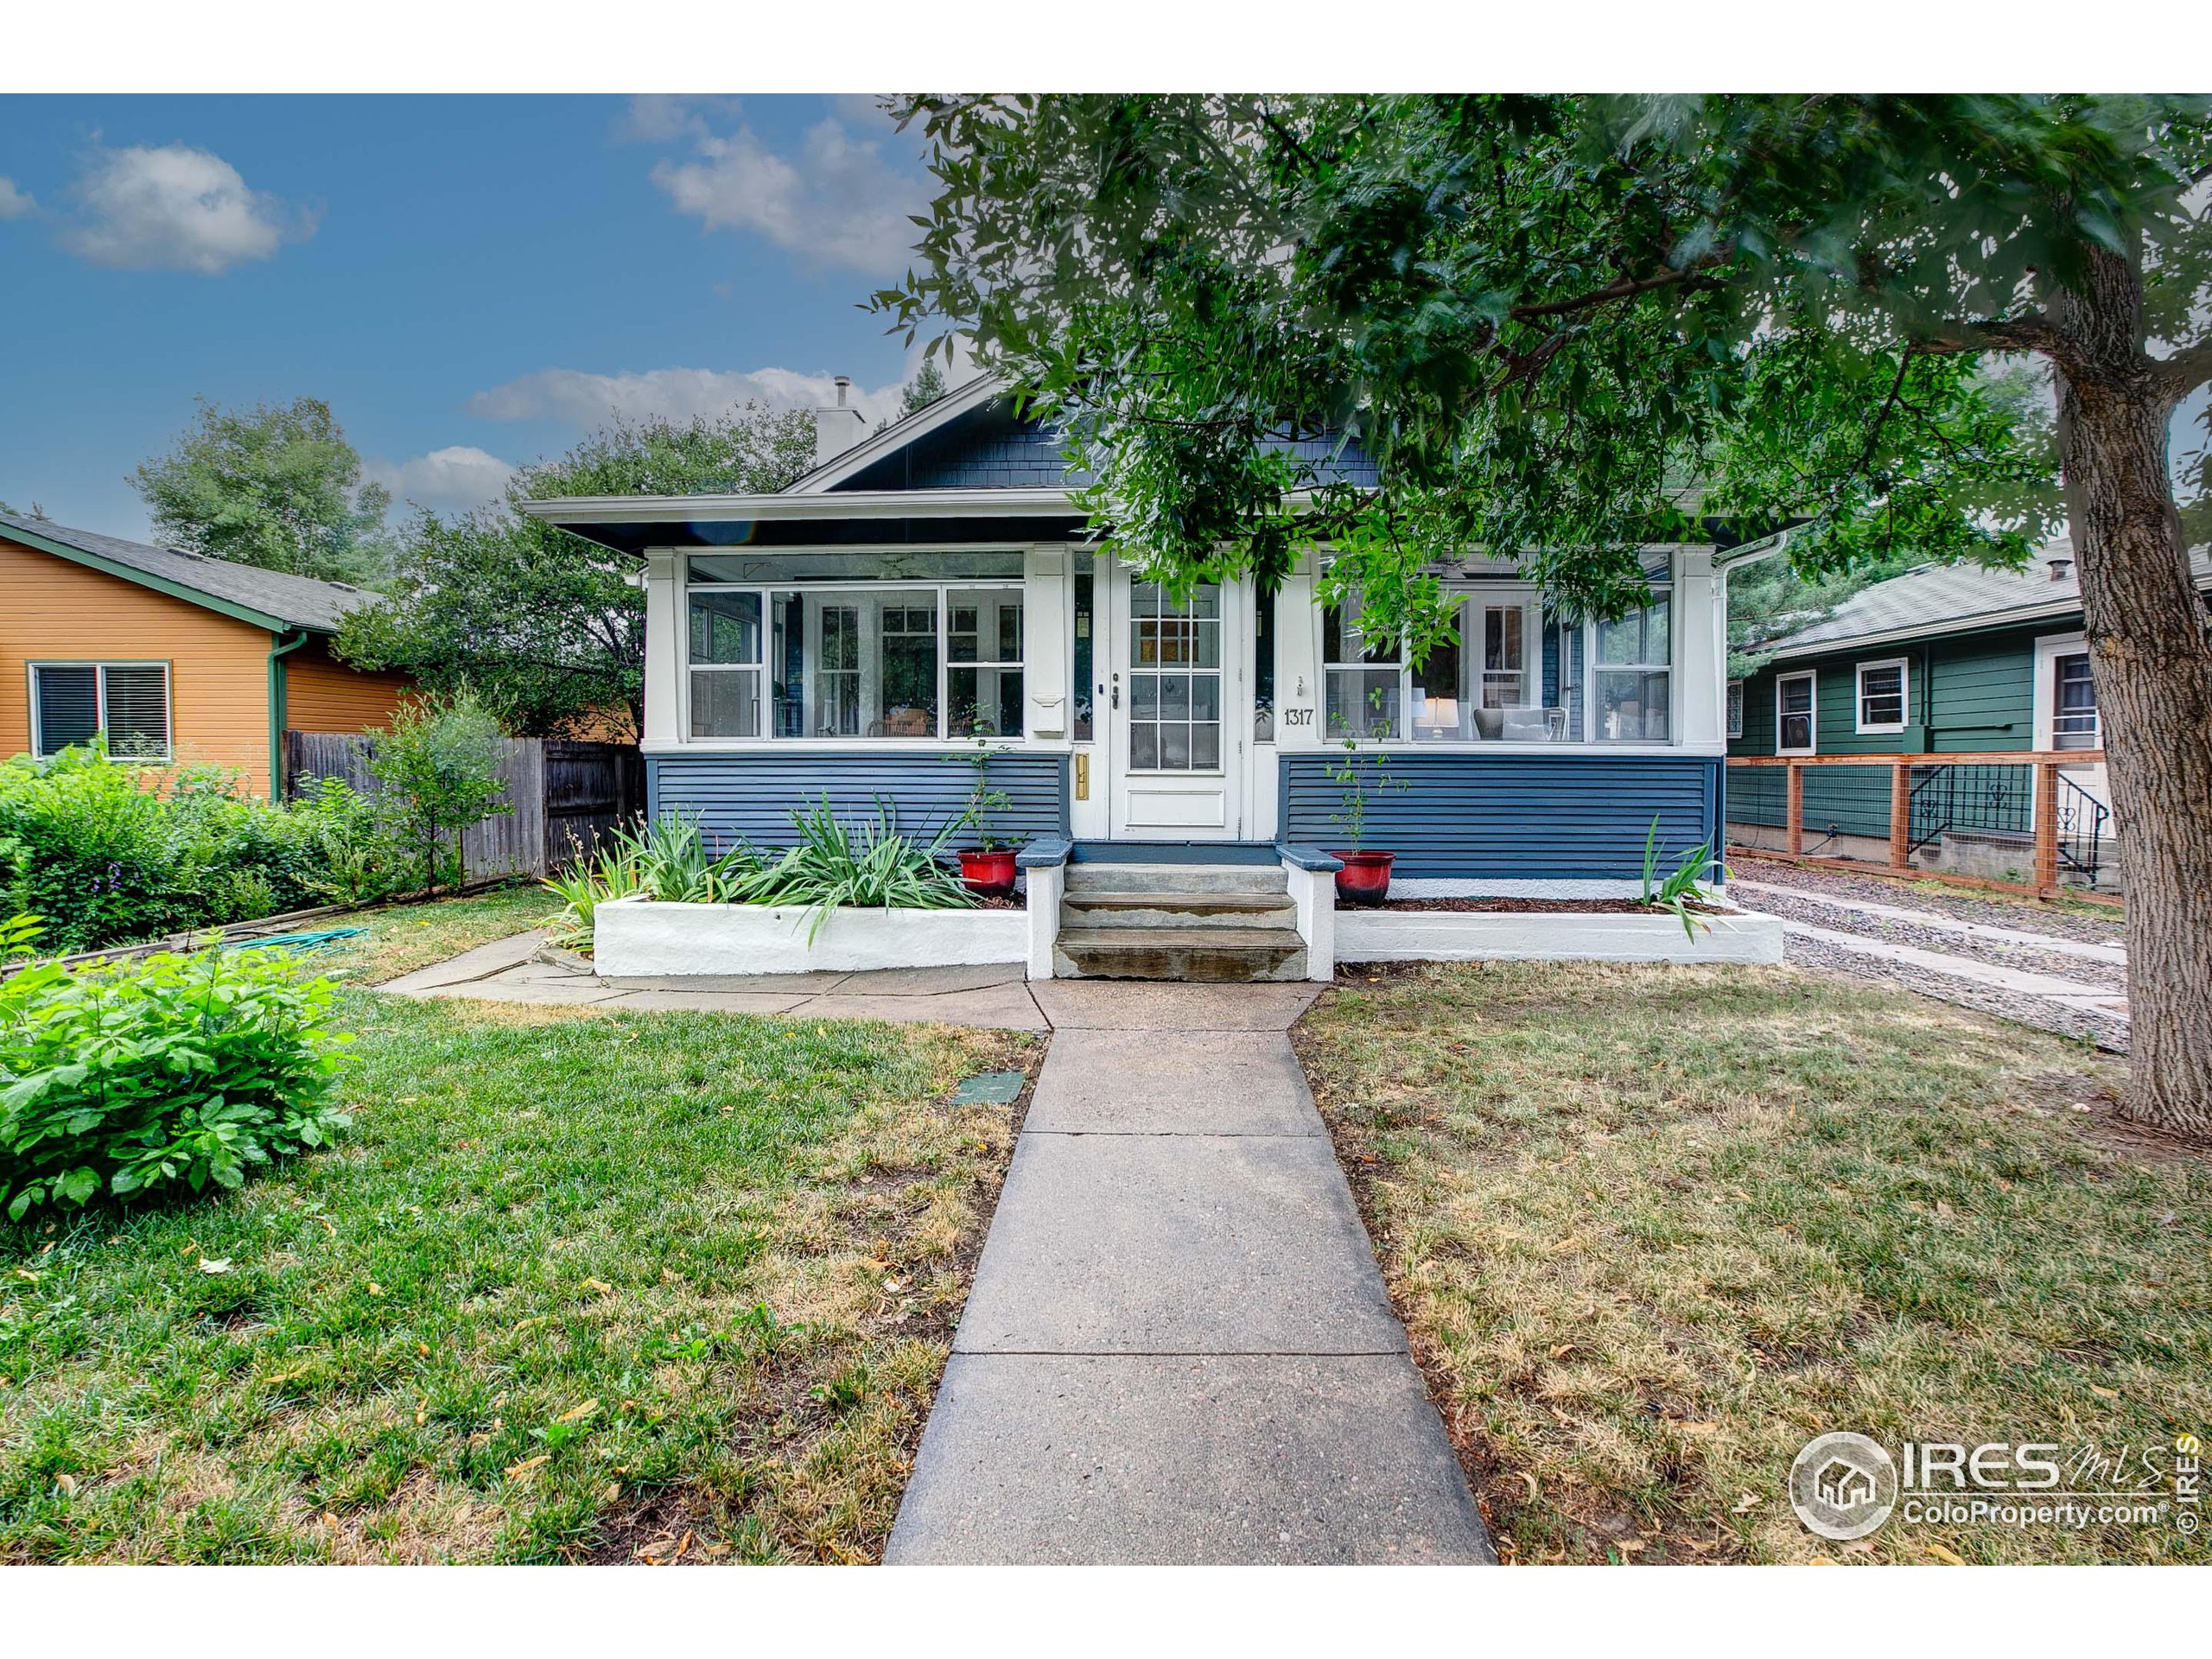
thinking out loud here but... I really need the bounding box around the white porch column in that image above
[642,549,682,746]
[1274,552,1323,753]
[1675,545,1724,747]
[1024,546,1069,739]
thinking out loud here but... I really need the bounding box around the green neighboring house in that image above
[1726,543,2212,889]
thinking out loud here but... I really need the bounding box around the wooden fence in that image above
[285,731,644,883]
[1726,750,2120,906]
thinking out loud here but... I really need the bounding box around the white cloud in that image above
[466,365,910,431]
[0,176,34,219]
[60,143,306,275]
[649,115,925,273]
[366,446,516,518]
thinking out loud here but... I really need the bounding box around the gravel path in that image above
[1726,856,2127,948]
[1732,882,2130,993]
[1779,929,2130,1052]
[1720,859,2130,1052]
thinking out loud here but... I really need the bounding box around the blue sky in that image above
[0,94,944,539]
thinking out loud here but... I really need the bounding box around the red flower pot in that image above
[958,848,1019,900]
[1330,849,1395,907]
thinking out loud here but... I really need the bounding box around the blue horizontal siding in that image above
[651,753,1070,851]
[1279,752,1720,879]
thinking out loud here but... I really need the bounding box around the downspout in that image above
[268,630,310,800]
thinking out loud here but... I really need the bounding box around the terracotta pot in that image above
[957,848,1019,900]
[1330,849,1395,907]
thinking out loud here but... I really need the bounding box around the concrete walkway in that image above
[378,932,1050,1031]
[886,981,1492,1565]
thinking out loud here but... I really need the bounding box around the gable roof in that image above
[0,512,379,635]
[1760,543,2212,660]
[788,370,1380,498]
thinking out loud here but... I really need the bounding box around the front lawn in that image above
[1295,962,2210,1565]
[0,893,1030,1562]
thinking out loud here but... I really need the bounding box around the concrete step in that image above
[1054,925,1309,982]
[1063,890,1299,931]
[1065,861,1287,897]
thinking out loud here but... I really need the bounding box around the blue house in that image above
[529,373,1751,976]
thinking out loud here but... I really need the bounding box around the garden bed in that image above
[1335,902,1783,965]
[594,894,1033,978]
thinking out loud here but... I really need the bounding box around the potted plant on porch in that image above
[949,720,1021,899]
[1324,726,1408,906]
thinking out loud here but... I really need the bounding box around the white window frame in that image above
[27,660,173,762]
[2032,631,2101,753]
[1317,582,1658,747]
[680,560,1027,747]
[1775,669,1817,756]
[1854,656,1910,735]
[1725,678,1745,741]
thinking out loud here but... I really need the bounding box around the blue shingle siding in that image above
[1278,752,1720,879]
[835,400,1381,493]
[649,753,1070,851]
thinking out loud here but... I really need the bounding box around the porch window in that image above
[683,558,1024,742]
[688,590,763,738]
[1776,670,1815,755]
[1856,657,1908,734]
[31,661,172,760]
[1323,588,1573,742]
[1726,679,1745,741]
[2053,652,2099,749]
[1592,594,1671,742]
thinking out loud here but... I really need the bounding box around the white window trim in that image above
[1725,678,1745,741]
[1854,656,1910,735]
[680,563,1029,747]
[2031,630,2099,754]
[27,660,173,762]
[1775,669,1817,756]
[1314,581,1675,750]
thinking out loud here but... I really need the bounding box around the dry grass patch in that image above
[1295,961,2210,1566]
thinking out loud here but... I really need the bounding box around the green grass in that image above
[0,891,1031,1562]
[1295,962,2210,1565]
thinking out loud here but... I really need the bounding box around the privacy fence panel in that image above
[285,731,643,882]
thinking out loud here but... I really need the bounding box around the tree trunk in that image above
[2050,254,2212,1136]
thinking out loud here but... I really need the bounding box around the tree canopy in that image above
[338,407,815,739]
[876,97,2208,642]
[131,397,394,586]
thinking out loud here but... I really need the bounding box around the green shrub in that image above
[0,932,351,1221]
[0,744,425,950]
[369,692,511,897]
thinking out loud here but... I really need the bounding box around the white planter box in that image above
[1334,906,1785,965]
[594,896,1031,978]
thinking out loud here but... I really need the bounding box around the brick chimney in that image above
[814,375,868,468]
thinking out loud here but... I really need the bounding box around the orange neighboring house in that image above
[1,511,414,798]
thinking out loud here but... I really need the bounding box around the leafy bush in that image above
[369,692,511,897]
[0,931,351,1220]
[0,742,430,952]
[0,746,337,950]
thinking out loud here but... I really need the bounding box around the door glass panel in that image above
[1127,581,1224,772]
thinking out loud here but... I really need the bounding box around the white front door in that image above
[1105,569,1243,838]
